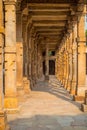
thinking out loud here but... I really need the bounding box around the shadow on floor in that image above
[9,114,87,130]
[33,76,81,109]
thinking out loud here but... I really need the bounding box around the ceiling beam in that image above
[28,3,71,8]
[31,15,68,21]
[33,23,65,27]
[29,11,70,15]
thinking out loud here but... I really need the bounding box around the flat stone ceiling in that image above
[19,0,84,51]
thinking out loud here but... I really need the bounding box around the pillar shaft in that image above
[65,38,69,89]
[0,3,4,110]
[16,43,24,95]
[0,1,10,130]
[4,1,18,110]
[70,23,78,95]
[16,11,24,96]
[76,14,86,99]
[67,32,73,91]
[45,42,49,80]
[74,7,86,101]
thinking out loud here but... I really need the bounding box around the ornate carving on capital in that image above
[16,0,22,11]
[78,0,86,4]
[77,3,84,12]
[70,4,77,15]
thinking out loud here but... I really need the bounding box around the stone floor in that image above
[7,76,87,130]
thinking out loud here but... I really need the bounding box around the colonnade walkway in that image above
[7,76,87,130]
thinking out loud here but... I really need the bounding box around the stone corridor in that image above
[7,76,87,130]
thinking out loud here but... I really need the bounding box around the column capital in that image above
[3,0,16,5]
[77,3,85,12]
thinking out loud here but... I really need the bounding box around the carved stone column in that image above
[28,35,32,79]
[4,0,18,111]
[58,48,63,82]
[16,43,24,96]
[34,41,38,82]
[62,48,64,85]
[16,11,24,96]
[67,31,73,91]
[37,44,43,79]
[70,22,78,95]
[65,38,69,89]
[45,41,49,80]
[63,47,66,87]
[55,52,58,79]
[74,12,86,101]
[0,0,10,129]
[63,42,67,87]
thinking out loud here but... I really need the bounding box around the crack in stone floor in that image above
[7,76,87,130]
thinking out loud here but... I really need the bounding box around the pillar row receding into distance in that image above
[55,4,86,101]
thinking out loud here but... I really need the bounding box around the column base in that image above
[73,95,85,102]
[81,104,87,112]
[23,77,31,94]
[73,87,87,101]
[65,79,68,89]
[0,111,10,130]
[70,89,76,95]
[17,87,25,96]
[67,80,72,92]
[70,81,76,95]
[62,78,65,86]
[17,87,27,102]
[45,75,49,81]
[4,97,19,113]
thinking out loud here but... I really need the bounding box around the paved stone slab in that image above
[7,76,87,130]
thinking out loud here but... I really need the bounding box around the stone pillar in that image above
[67,32,73,91]
[62,49,64,84]
[63,49,66,86]
[4,0,18,111]
[31,36,35,86]
[0,0,10,129]
[37,44,42,79]
[16,11,24,96]
[34,41,38,82]
[70,22,78,95]
[74,11,86,101]
[22,22,31,93]
[55,52,58,79]
[28,35,32,79]
[45,42,49,80]
[81,90,87,112]
[59,47,64,83]
[16,43,24,96]
[65,38,69,89]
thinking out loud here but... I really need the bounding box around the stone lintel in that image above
[4,0,16,5]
